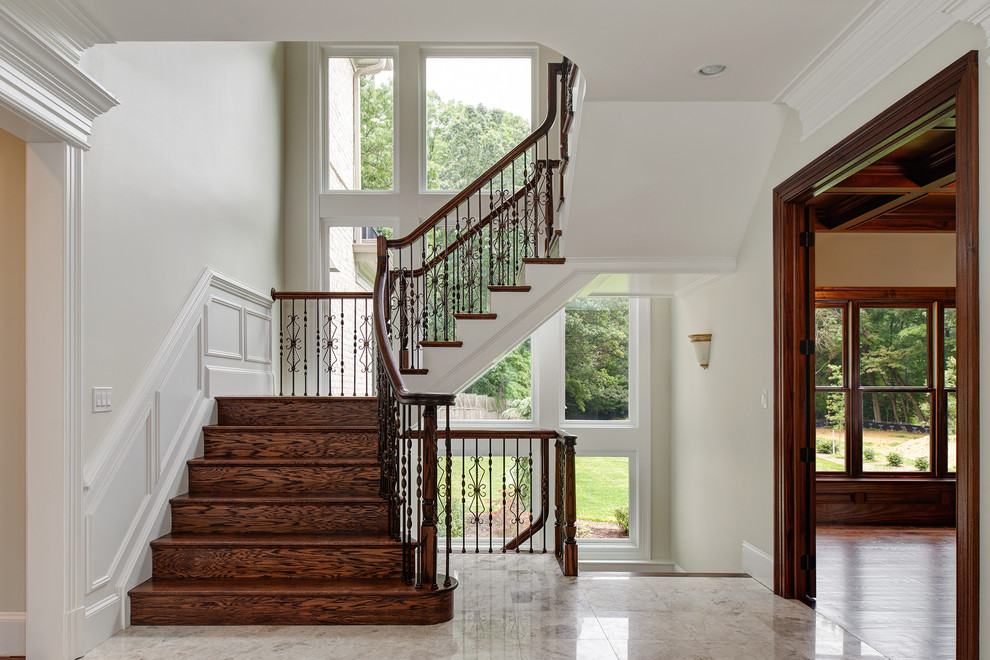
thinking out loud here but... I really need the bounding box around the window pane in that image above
[815,306,844,387]
[944,307,956,388]
[448,338,532,421]
[815,392,846,472]
[948,391,957,473]
[327,57,393,190]
[574,457,629,539]
[565,298,629,421]
[425,57,531,190]
[859,307,928,387]
[862,392,931,472]
[326,226,392,291]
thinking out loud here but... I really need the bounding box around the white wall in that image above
[0,127,26,642]
[669,24,984,577]
[649,298,672,562]
[79,42,284,460]
[566,102,787,260]
[816,232,956,287]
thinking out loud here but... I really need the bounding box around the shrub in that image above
[815,438,833,455]
[914,457,930,471]
[614,506,629,534]
[887,452,904,467]
[864,447,877,462]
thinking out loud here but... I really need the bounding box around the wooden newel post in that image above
[562,434,578,576]
[554,438,564,559]
[419,405,439,590]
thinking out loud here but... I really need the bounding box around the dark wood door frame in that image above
[773,51,978,658]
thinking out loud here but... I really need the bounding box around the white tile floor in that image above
[85,554,887,659]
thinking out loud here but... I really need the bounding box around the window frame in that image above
[560,296,639,428]
[815,287,956,479]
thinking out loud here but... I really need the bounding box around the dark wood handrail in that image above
[408,160,558,278]
[387,61,563,250]
[372,238,456,407]
[272,289,372,300]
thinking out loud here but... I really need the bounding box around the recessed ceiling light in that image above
[696,64,728,78]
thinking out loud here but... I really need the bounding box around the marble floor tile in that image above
[84,555,889,659]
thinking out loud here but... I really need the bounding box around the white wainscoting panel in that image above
[205,296,243,359]
[245,309,272,364]
[0,611,25,655]
[82,268,273,652]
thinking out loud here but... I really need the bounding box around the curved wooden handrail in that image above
[408,159,558,279]
[387,61,563,250]
[373,237,456,407]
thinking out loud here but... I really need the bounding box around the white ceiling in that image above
[74,0,871,102]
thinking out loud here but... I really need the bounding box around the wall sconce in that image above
[688,333,711,369]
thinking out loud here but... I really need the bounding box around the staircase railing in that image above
[371,59,580,586]
[271,290,376,397]
[381,59,577,372]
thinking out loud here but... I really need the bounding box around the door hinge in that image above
[799,339,815,355]
[801,554,816,571]
[799,447,814,463]
[799,231,815,247]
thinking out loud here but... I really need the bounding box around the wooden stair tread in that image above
[151,532,398,547]
[171,493,384,504]
[488,285,531,292]
[204,425,377,432]
[131,577,457,596]
[419,340,463,348]
[215,396,377,403]
[452,313,497,320]
[521,257,566,264]
[399,368,429,375]
[187,457,379,467]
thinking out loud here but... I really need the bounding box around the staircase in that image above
[128,396,456,625]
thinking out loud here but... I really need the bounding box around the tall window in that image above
[564,297,630,421]
[815,289,955,477]
[326,55,394,191]
[424,55,532,191]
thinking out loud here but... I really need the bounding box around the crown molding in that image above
[0,3,117,149]
[775,0,987,140]
[2,0,114,64]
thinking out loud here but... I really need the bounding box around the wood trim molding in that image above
[815,286,956,301]
[773,51,978,657]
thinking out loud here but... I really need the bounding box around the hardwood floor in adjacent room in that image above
[816,526,955,660]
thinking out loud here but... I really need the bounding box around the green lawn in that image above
[574,456,629,523]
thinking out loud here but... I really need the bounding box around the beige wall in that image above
[816,232,956,287]
[0,127,26,613]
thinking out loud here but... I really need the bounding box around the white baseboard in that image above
[742,541,773,589]
[0,612,26,655]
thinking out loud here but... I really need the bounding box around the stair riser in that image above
[217,398,377,426]
[129,591,454,626]
[204,429,378,459]
[170,502,388,534]
[188,465,380,497]
[152,546,403,580]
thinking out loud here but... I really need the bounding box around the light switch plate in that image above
[93,386,112,412]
